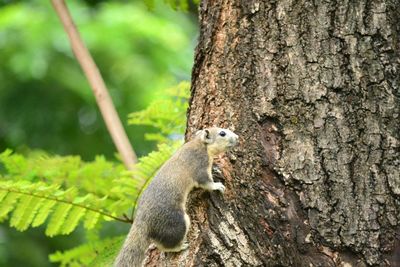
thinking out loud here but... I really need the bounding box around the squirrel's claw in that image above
[213,182,225,193]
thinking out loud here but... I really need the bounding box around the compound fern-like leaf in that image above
[46,203,73,237]
[0,180,131,236]
[128,81,189,144]
[32,199,57,227]
[0,192,20,219]
[61,206,86,235]
[84,210,101,230]
[10,195,44,231]
[49,236,125,267]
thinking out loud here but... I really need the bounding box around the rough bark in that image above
[145,0,399,266]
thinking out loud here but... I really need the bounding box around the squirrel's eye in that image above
[219,131,226,137]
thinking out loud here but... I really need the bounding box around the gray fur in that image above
[114,225,150,267]
[114,127,238,267]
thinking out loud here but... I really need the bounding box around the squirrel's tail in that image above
[114,225,150,267]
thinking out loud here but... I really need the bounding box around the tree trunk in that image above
[145,0,399,266]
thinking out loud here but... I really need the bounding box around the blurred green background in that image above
[0,0,197,265]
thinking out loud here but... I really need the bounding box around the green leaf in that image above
[0,170,131,235]
[89,236,125,267]
[46,203,72,237]
[128,81,189,143]
[0,190,8,202]
[61,206,86,235]
[49,236,125,267]
[32,199,57,227]
[10,195,44,231]
[84,210,100,230]
[0,192,20,219]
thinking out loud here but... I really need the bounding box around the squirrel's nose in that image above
[229,134,239,145]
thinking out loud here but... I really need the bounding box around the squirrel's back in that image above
[138,138,208,209]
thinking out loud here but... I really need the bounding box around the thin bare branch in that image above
[51,0,137,170]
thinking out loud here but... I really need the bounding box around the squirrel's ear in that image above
[200,129,212,144]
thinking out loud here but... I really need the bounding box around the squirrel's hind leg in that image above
[150,211,190,253]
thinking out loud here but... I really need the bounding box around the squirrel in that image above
[115,127,239,267]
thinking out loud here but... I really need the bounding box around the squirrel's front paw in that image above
[212,166,222,175]
[213,182,225,193]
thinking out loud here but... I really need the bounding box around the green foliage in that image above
[145,0,200,11]
[163,0,188,11]
[0,149,136,220]
[0,172,112,237]
[0,0,196,159]
[49,236,124,267]
[0,82,190,266]
[0,141,179,237]
[128,81,190,143]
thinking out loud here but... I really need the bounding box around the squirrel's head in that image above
[196,127,239,156]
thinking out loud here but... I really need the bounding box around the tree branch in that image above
[51,0,137,170]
